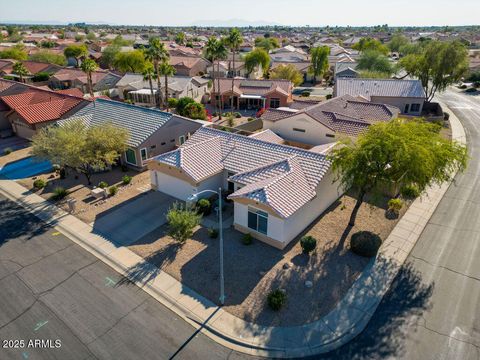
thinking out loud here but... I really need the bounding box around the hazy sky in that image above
[1,0,479,26]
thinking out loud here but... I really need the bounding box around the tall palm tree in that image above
[144,37,169,109]
[159,62,176,111]
[214,39,228,120]
[142,63,157,106]
[225,28,243,111]
[12,62,29,83]
[80,58,98,97]
[205,37,219,116]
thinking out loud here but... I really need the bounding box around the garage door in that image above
[151,170,196,201]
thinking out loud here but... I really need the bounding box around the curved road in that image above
[314,88,480,360]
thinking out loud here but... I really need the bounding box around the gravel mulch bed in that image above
[128,192,408,327]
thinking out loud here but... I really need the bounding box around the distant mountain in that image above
[191,18,283,27]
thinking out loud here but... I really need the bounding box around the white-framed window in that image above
[125,148,137,165]
[179,135,186,145]
[247,207,268,235]
[140,148,147,162]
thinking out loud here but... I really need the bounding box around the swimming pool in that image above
[0,157,53,180]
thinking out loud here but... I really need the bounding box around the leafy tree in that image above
[74,34,85,42]
[40,40,56,48]
[167,202,202,243]
[144,37,169,108]
[110,35,133,46]
[63,44,88,67]
[159,62,176,111]
[32,119,129,185]
[86,31,96,41]
[329,119,467,226]
[244,48,270,77]
[175,97,206,120]
[358,70,392,79]
[100,44,120,69]
[142,63,157,106]
[388,34,409,53]
[225,28,243,109]
[113,50,146,73]
[81,58,98,97]
[400,40,468,102]
[309,46,330,83]
[29,50,67,66]
[12,62,29,82]
[0,45,28,60]
[270,64,303,86]
[175,32,186,45]
[357,50,394,75]
[353,37,389,55]
[255,37,280,51]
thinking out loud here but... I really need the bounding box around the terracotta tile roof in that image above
[262,95,399,137]
[169,56,204,69]
[55,88,84,98]
[154,127,331,217]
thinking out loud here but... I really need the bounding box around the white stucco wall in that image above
[370,96,423,116]
[264,114,337,146]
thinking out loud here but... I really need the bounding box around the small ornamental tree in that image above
[167,202,202,243]
[329,119,467,227]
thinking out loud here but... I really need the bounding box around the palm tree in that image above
[142,63,157,106]
[214,39,228,120]
[159,62,176,111]
[225,28,243,110]
[205,37,219,117]
[12,62,29,83]
[144,37,169,109]
[80,58,98,98]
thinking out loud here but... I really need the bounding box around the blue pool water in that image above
[0,157,53,180]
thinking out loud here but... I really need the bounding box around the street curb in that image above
[0,102,467,358]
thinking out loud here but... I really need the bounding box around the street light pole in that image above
[218,187,225,306]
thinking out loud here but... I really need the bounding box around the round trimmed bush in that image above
[400,185,420,199]
[108,185,118,196]
[196,198,211,215]
[300,235,317,255]
[242,233,253,245]
[267,289,286,311]
[122,175,132,185]
[350,231,382,258]
[388,198,404,214]
[300,91,311,97]
[33,179,46,189]
[98,181,108,189]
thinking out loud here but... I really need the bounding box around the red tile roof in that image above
[55,88,84,98]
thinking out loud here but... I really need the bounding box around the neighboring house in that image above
[270,45,309,63]
[334,78,425,116]
[50,68,121,95]
[149,126,341,249]
[210,78,293,111]
[207,59,262,80]
[70,99,204,170]
[261,95,399,146]
[0,79,88,139]
[0,61,62,83]
[115,73,209,106]
[169,56,210,77]
[334,62,359,81]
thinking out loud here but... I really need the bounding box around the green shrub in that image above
[168,98,178,109]
[196,198,211,215]
[242,233,253,245]
[247,117,254,122]
[98,181,108,189]
[300,91,311,97]
[208,227,218,239]
[400,185,420,199]
[167,202,202,243]
[300,236,317,255]
[388,198,404,214]
[234,112,242,118]
[3,147,12,155]
[108,185,118,196]
[267,289,286,311]
[350,231,382,257]
[122,175,132,185]
[33,179,46,189]
[51,187,68,201]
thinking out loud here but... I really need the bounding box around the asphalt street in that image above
[0,196,255,360]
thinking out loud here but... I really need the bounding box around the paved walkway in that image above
[0,106,466,358]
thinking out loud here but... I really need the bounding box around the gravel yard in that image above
[128,191,408,327]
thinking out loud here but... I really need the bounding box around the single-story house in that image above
[115,73,209,106]
[0,79,89,139]
[334,78,425,116]
[149,126,341,249]
[70,98,204,170]
[270,45,309,63]
[207,59,262,80]
[261,95,399,146]
[0,61,62,83]
[334,62,359,81]
[50,68,121,96]
[211,78,293,111]
[169,56,211,77]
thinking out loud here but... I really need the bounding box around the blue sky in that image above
[1,0,479,26]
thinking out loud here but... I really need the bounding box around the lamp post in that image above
[187,187,225,306]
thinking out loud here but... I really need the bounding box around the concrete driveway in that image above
[91,191,176,246]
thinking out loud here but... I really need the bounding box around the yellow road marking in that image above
[52,232,61,236]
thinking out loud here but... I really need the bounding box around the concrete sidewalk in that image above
[0,105,466,358]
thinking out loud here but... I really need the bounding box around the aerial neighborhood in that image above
[0,16,477,359]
